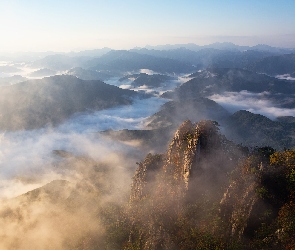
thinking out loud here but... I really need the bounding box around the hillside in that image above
[146,97,229,129]
[109,121,295,249]
[224,110,295,150]
[166,68,295,99]
[248,53,295,75]
[0,75,142,130]
[132,47,276,69]
[31,54,89,71]
[2,120,295,249]
[0,75,27,86]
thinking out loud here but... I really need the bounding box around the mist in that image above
[0,96,168,198]
[0,89,172,249]
[105,71,187,97]
[209,90,295,119]
[1,43,295,248]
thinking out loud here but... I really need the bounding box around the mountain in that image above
[0,148,134,250]
[0,75,142,130]
[130,120,242,199]
[119,73,175,88]
[146,97,229,129]
[29,68,56,77]
[3,119,295,249]
[146,87,295,150]
[84,50,196,74]
[224,110,295,150]
[143,42,295,53]
[31,54,90,71]
[219,147,295,249]
[0,75,27,86]
[66,67,114,81]
[131,47,275,70]
[164,68,295,108]
[143,43,202,51]
[124,120,246,249]
[101,98,230,154]
[248,53,295,75]
[114,121,295,249]
[66,47,112,57]
[0,65,22,74]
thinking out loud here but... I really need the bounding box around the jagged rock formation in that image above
[130,120,230,201]
[219,148,295,249]
[128,120,245,249]
[220,158,260,239]
[131,120,244,200]
[124,121,295,249]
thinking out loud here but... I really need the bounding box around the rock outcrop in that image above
[128,120,244,249]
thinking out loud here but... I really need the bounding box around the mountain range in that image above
[1,42,295,249]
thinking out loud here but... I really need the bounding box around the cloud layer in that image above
[0,97,167,198]
[209,91,295,119]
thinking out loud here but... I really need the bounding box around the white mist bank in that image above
[106,74,188,96]
[209,91,295,120]
[0,97,168,199]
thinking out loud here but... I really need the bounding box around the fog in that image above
[0,61,66,82]
[0,97,167,199]
[105,71,188,97]
[209,90,295,119]
[276,74,295,81]
[1,55,294,248]
[0,68,178,248]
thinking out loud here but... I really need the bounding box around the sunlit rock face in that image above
[128,120,243,249]
[131,119,239,201]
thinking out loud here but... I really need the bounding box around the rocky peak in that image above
[164,120,221,189]
[128,120,243,249]
[130,120,226,202]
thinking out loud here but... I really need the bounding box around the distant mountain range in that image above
[248,53,295,75]
[30,54,90,71]
[102,68,295,150]
[84,50,195,74]
[23,43,295,76]
[163,68,295,108]
[143,42,295,53]
[2,42,295,249]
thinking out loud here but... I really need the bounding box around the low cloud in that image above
[139,69,157,75]
[209,91,295,119]
[276,74,295,81]
[0,97,167,199]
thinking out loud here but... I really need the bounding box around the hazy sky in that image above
[0,0,295,52]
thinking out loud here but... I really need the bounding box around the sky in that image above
[0,0,295,52]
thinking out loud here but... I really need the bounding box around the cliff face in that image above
[219,149,295,249]
[128,120,244,249]
[131,120,242,201]
[125,121,295,249]
[7,120,295,249]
